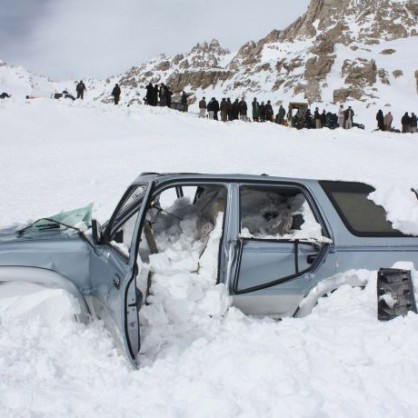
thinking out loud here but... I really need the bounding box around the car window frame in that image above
[232,237,326,294]
[230,182,331,294]
[319,181,410,238]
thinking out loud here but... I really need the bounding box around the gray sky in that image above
[0,0,310,81]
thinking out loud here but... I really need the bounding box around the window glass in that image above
[240,186,325,241]
[116,184,148,222]
[320,181,406,237]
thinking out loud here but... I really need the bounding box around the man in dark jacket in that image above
[207,98,215,119]
[199,97,207,118]
[159,83,167,106]
[265,101,274,122]
[238,98,248,121]
[181,91,188,112]
[232,99,239,120]
[252,98,260,122]
[259,102,266,122]
[145,83,153,106]
[376,110,385,131]
[226,98,233,121]
[410,113,417,133]
[165,87,173,108]
[275,105,286,125]
[111,84,121,105]
[401,112,410,133]
[76,81,86,100]
[220,98,228,122]
[213,97,220,120]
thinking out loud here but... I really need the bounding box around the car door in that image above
[89,182,152,363]
[227,182,336,318]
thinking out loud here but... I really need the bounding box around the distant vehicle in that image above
[54,90,75,100]
[26,89,75,100]
[1,173,417,366]
[288,102,309,129]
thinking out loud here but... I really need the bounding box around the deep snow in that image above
[1,97,418,417]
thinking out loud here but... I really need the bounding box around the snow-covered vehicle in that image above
[1,173,417,366]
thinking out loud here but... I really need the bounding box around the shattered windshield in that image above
[18,204,93,236]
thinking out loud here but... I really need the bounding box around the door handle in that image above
[113,275,121,289]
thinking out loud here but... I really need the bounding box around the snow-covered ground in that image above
[1,97,418,417]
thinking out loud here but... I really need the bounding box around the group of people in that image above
[145,82,173,107]
[197,97,287,123]
[375,109,417,133]
[144,82,189,111]
[197,97,358,130]
[400,112,417,133]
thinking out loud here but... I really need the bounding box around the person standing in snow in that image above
[259,101,266,122]
[213,97,220,120]
[314,107,321,129]
[145,82,153,106]
[401,112,410,133]
[199,97,207,118]
[411,113,418,133]
[265,100,274,122]
[220,98,228,122]
[275,105,286,125]
[321,109,326,128]
[376,110,385,131]
[76,81,86,100]
[226,98,233,121]
[111,83,121,105]
[152,84,159,106]
[345,106,354,129]
[238,98,248,121]
[231,99,239,121]
[159,83,167,106]
[207,98,215,120]
[252,98,260,122]
[384,111,393,131]
[181,91,188,112]
[337,104,344,128]
[165,87,173,108]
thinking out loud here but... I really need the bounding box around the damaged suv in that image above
[0,172,417,366]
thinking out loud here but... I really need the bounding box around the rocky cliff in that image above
[104,0,417,107]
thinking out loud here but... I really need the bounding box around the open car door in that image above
[89,181,153,364]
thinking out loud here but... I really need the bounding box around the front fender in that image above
[0,266,90,322]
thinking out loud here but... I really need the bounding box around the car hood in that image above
[0,204,93,244]
[0,224,81,243]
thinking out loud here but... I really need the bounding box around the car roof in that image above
[130,172,323,187]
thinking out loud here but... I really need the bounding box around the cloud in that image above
[1,0,310,80]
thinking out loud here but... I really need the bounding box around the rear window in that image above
[320,181,408,237]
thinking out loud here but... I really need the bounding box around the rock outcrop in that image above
[105,0,418,105]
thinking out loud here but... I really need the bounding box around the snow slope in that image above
[1,98,418,417]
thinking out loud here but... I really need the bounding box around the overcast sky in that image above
[0,0,310,81]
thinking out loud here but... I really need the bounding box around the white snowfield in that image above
[1,98,418,417]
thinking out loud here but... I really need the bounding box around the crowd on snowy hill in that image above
[196,96,363,131]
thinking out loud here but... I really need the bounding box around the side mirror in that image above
[91,219,103,244]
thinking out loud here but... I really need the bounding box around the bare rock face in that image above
[111,0,418,104]
[333,87,363,103]
[343,59,377,88]
[378,68,390,85]
[380,49,396,55]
